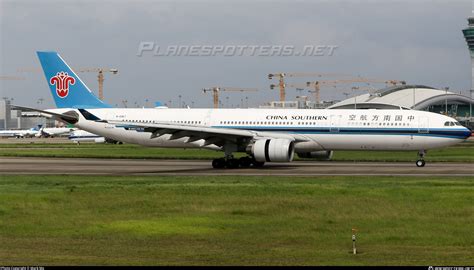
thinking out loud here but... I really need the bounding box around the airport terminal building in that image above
[328,85,473,127]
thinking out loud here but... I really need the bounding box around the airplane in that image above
[68,129,122,144]
[37,127,76,138]
[68,129,105,144]
[0,125,42,138]
[14,51,472,168]
[0,125,73,138]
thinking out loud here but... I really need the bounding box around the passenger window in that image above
[444,121,450,126]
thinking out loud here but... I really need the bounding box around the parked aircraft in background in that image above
[68,129,122,144]
[0,125,42,138]
[37,127,76,137]
[15,51,471,168]
[68,129,105,144]
[0,125,75,138]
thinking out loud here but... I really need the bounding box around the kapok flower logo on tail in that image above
[50,71,75,98]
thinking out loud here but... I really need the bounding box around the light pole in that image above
[470,89,473,123]
[444,87,449,115]
[296,88,304,96]
[178,95,182,108]
[351,86,358,109]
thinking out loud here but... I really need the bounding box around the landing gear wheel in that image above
[415,159,425,167]
[252,160,265,168]
[239,157,252,168]
[416,150,426,167]
[212,158,226,169]
[226,158,240,169]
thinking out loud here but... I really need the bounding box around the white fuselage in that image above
[40,127,75,137]
[68,129,105,143]
[51,108,470,153]
[0,129,39,138]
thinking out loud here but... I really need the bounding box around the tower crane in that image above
[268,73,286,102]
[268,73,350,102]
[0,76,25,80]
[346,77,407,86]
[288,79,354,104]
[76,68,118,100]
[202,87,258,108]
[288,78,407,104]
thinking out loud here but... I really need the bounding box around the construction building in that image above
[0,99,53,130]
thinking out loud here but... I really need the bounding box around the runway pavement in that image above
[0,157,472,176]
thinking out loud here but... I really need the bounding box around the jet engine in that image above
[94,137,106,143]
[297,150,333,161]
[251,139,295,162]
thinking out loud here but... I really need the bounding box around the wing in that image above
[111,120,255,147]
[109,120,308,147]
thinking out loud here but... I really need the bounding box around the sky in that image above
[0,0,472,108]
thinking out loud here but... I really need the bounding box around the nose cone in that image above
[464,127,472,139]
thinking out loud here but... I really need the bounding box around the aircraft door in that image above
[418,116,429,133]
[330,115,341,132]
[203,109,212,127]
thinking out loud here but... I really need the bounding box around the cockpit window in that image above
[444,121,460,126]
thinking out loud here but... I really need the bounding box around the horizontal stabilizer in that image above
[11,105,79,124]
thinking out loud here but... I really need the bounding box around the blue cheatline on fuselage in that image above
[212,126,471,139]
[68,136,102,139]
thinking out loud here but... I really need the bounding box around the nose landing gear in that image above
[416,150,426,167]
[415,159,426,167]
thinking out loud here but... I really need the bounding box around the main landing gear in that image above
[211,156,264,169]
[416,150,426,167]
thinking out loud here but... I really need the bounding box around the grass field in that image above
[1,175,473,265]
[0,139,473,162]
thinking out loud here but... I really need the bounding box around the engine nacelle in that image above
[94,137,106,143]
[297,150,333,161]
[252,139,295,162]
